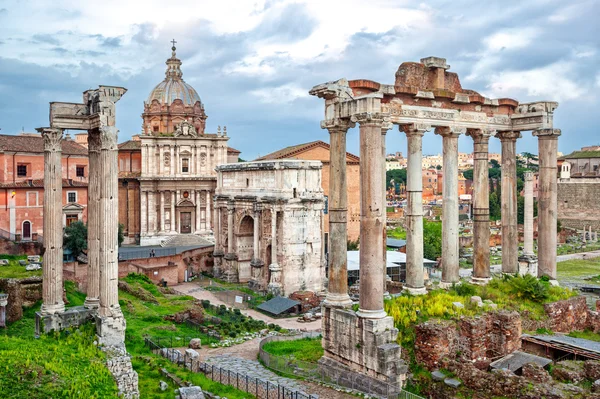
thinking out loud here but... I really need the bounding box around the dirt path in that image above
[172,282,322,331]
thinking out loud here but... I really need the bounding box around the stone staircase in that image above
[160,234,213,248]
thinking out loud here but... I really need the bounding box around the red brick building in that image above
[0,133,89,241]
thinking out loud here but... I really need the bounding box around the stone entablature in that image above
[213,160,325,296]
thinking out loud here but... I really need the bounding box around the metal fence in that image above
[118,247,177,261]
[145,337,319,399]
[258,333,425,399]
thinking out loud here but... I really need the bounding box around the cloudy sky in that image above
[0,0,598,159]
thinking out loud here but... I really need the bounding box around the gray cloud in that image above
[31,33,61,45]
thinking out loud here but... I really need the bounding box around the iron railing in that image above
[118,247,177,261]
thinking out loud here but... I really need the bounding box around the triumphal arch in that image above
[310,56,559,393]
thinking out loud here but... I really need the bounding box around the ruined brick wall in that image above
[544,296,589,333]
[415,320,457,369]
[0,277,42,323]
[558,180,600,230]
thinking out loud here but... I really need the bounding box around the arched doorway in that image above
[22,221,31,240]
[236,215,254,282]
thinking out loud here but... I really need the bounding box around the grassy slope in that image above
[557,258,600,285]
[261,337,323,362]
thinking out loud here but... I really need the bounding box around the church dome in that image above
[146,43,202,107]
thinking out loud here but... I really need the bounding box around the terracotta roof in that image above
[0,178,88,188]
[118,140,142,150]
[227,146,241,154]
[255,140,360,163]
[0,134,88,155]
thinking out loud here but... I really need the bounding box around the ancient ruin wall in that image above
[558,181,600,230]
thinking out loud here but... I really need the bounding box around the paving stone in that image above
[444,378,461,388]
[431,370,446,381]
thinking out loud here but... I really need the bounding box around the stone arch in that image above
[236,215,254,282]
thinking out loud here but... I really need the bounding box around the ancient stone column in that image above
[170,191,176,233]
[435,126,463,286]
[159,145,164,175]
[354,112,387,318]
[160,191,165,233]
[497,131,521,274]
[467,129,493,283]
[205,191,211,230]
[523,171,535,256]
[0,293,7,328]
[534,129,561,280]
[147,191,155,235]
[227,204,234,254]
[268,208,282,294]
[382,121,392,299]
[402,124,430,295]
[323,119,354,308]
[84,130,101,309]
[98,126,122,319]
[40,128,65,315]
[195,191,201,233]
[169,146,174,175]
[252,205,261,262]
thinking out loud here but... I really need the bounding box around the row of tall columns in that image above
[497,131,521,274]
[41,129,66,315]
[535,129,561,279]
[140,189,212,235]
[468,130,492,281]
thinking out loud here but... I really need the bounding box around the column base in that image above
[95,308,127,348]
[84,297,100,310]
[250,258,265,268]
[35,306,94,336]
[40,302,65,316]
[439,281,460,290]
[402,286,427,296]
[471,277,492,285]
[518,255,538,276]
[356,308,388,319]
[320,306,407,394]
[548,279,560,287]
[323,293,353,308]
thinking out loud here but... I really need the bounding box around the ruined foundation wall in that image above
[558,181,600,230]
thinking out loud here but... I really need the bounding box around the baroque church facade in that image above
[118,43,234,246]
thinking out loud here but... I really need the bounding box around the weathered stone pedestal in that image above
[518,255,538,276]
[35,306,94,336]
[212,250,224,277]
[222,253,239,283]
[0,293,7,328]
[319,306,407,394]
[96,310,127,348]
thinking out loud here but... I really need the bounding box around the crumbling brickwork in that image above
[544,296,589,333]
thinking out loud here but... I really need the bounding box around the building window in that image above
[67,192,77,203]
[17,164,28,177]
[76,166,85,177]
[153,125,159,132]
[66,214,78,227]
[182,158,189,173]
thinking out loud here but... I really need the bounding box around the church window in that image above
[182,158,189,173]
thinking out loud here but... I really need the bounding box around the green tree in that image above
[490,159,500,169]
[238,157,246,162]
[63,221,87,257]
[489,192,501,221]
[423,220,442,260]
[463,168,473,181]
[386,169,407,188]
[118,223,124,247]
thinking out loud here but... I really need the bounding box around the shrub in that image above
[451,282,476,297]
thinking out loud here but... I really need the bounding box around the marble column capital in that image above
[350,112,387,126]
[38,128,64,152]
[496,130,522,142]
[434,126,465,138]
[533,128,561,139]
[466,128,495,141]
[400,123,431,136]
[321,118,355,133]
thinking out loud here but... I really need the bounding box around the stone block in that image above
[19,260,28,266]
[177,386,205,399]
[431,370,446,381]
[27,255,40,262]
[189,338,201,349]
[35,306,94,336]
[26,263,41,271]
[444,378,461,388]
[452,302,464,309]
[159,381,168,391]
[470,296,482,304]
[0,259,9,265]
[185,349,199,359]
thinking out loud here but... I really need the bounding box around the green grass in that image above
[387,227,406,239]
[0,323,119,398]
[568,329,600,342]
[261,337,324,363]
[0,254,42,279]
[557,258,600,284]
[557,242,600,256]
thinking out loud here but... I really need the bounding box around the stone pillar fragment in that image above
[0,294,7,328]
[435,126,463,286]
[402,124,430,295]
[497,131,521,274]
[160,191,165,233]
[195,191,201,233]
[85,130,101,309]
[40,128,65,315]
[140,191,147,237]
[467,129,493,283]
[323,119,354,308]
[534,129,561,280]
[205,191,211,230]
[354,112,387,317]
[523,172,535,256]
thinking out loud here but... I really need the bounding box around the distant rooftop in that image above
[0,134,88,155]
